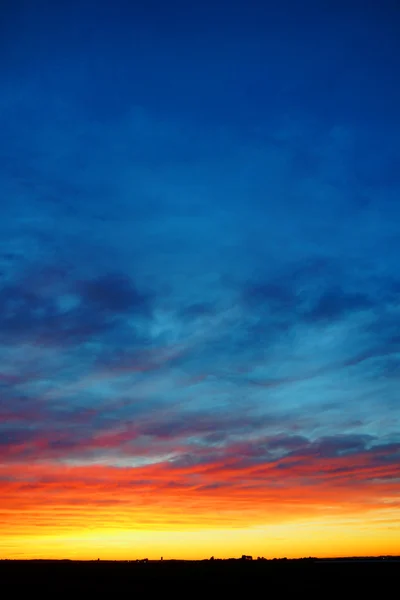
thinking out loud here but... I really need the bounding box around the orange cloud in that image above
[1,441,399,539]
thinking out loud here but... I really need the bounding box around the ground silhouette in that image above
[0,556,398,594]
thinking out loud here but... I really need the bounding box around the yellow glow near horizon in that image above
[2,455,399,560]
[2,513,399,560]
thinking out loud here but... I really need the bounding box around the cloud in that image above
[0,263,152,348]
[0,435,399,536]
[0,393,283,464]
[77,273,151,315]
[305,287,373,321]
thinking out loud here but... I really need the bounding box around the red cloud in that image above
[1,438,399,537]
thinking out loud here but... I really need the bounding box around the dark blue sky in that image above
[1,0,400,547]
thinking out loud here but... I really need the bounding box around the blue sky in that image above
[0,0,399,554]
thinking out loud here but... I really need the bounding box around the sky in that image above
[1,0,400,560]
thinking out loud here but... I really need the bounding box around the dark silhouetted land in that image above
[1,556,398,594]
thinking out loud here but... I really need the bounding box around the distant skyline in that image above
[1,0,399,560]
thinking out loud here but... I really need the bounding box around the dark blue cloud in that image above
[77,273,151,315]
[0,259,153,350]
[305,287,373,322]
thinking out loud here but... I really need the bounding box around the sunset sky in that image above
[1,0,399,560]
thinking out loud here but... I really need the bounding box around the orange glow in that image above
[1,458,399,559]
